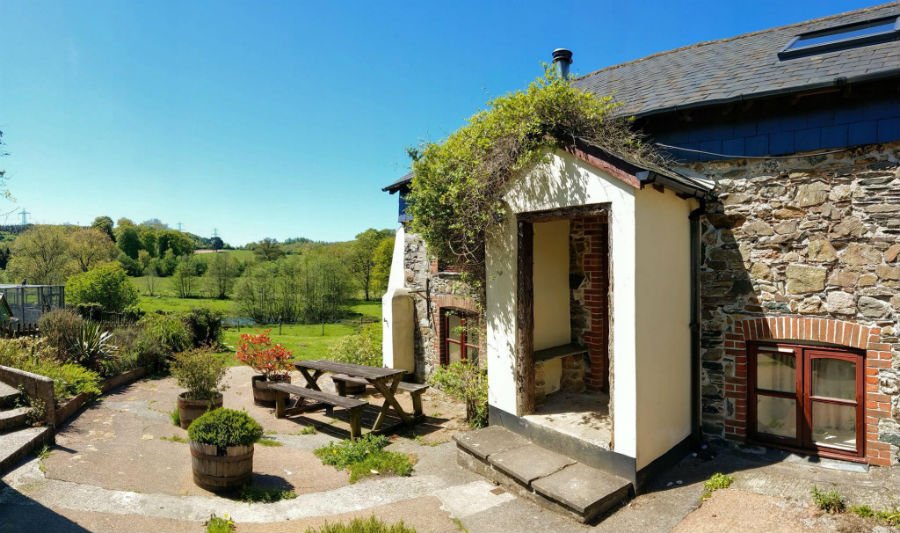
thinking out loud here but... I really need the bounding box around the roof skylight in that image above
[779,16,900,59]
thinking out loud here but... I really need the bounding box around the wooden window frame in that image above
[440,309,478,366]
[748,341,865,461]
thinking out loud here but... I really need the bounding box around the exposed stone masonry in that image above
[694,141,900,464]
[402,232,478,382]
[570,217,610,392]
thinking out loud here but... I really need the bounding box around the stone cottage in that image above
[382,3,900,520]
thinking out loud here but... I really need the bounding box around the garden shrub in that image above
[68,322,118,375]
[303,517,416,533]
[37,308,84,361]
[328,323,381,367]
[182,308,224,348]
[135,313,191,370]
[0,337,101,402]
[110,324,142,372]
[66,262,138,313]
[171,348,227,401]
[188,409,263,448]
[235,330,293,380]
[314,434,414,482]
[429,361,488,428]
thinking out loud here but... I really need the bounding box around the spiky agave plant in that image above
[69,322,118,372]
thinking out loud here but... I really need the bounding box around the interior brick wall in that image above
[571,217,610,392]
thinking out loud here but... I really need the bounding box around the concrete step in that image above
[0,407,31,433]
[0,381,21,409]
[0,426,52,475]
[454,426,632,524]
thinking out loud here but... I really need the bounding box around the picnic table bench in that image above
[289,360,426,436]
[268,382,367,438]
[331,373,429,417]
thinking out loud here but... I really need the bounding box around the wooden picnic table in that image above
[294,360,411,431]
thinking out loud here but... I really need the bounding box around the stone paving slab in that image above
[490,443,576,486]
[532,463,631,523]
[452,425,529,461]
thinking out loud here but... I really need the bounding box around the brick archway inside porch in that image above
[723,316,893,466]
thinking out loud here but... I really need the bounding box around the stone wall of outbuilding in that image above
[401,231,478,382]
[693,141,900,465]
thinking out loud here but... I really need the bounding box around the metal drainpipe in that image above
[689,198,706,443]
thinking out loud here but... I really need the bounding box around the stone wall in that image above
[694,141,900,465]
[401,231,478,382]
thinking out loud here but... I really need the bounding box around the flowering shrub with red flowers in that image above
[235,330,294,380]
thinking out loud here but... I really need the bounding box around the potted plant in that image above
[172,348,228,429]
[188,408,262,492]
[235,330,294,406]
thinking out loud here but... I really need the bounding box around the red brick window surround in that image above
[432,294,479,367]
[724,316,893,466]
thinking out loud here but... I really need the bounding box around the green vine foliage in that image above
[407,67,663,292]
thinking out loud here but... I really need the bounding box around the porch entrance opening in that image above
[517,207,612,449]
[749,341,865,461]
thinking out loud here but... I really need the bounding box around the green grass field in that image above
[129,270,383,365]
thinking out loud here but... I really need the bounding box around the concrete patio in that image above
[2,367,899,532]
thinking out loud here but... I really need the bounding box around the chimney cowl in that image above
[552,48,573,79]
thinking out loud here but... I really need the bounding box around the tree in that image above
[91,216,115,242]
[139,227,158,257]
[252,238,285,261]
[371,236,395,297]
[173,255,199,298]
[158,230,194,257]
[115,225,142,259]
[7,225,73,284]
[209,236,224,251]
[69,228,118,272]
[66,262,138,312]
[140,218,167,229]
[348,229,393,300]
[206,251,235,299]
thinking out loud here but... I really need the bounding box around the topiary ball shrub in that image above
[188,409,263,450]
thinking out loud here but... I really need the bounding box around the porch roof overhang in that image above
[565,138,714,199]
[382,171,413,194]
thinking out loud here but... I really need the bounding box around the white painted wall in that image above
[634,189,695,469]
[485,150,639,459]
[382,226,409,369]
[533,220,571,351]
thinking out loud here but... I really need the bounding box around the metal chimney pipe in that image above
[552,48,573,79]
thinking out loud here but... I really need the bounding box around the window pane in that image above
[812,402,856,450]
[757,396,796,438]
[790,19,897,49]
[811,358,856,401]
[448,342,462,365]
[448,314,463,342]
[756,351,795,393]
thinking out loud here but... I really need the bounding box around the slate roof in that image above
[573,3,900,118]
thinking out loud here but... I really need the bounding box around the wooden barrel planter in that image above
[177,392,224,429]
[251,374,290,406]
[190,441,254,492]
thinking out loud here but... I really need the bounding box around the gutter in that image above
[634,170,712,198]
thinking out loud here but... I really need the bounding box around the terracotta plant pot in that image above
[251,374,291,406]
[177,392,224,429]
[190,441,253,492]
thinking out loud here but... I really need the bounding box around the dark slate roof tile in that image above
[573,3,900,117]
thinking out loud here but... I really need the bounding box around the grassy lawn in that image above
[128,271,382,364]
[219,322,360,364]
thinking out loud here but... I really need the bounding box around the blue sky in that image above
[0,0,878,245]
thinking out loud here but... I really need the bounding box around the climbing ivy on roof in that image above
[407,67,663,293]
